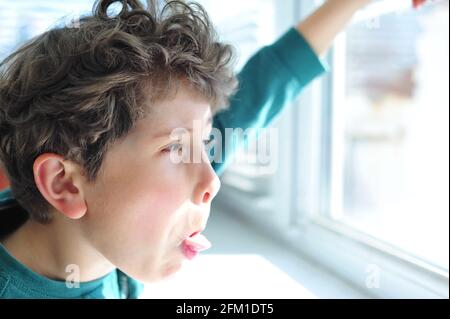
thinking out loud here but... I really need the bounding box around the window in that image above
[323,1,449,271]
[287,0,448,298]
[214,0,449,298]
[0,0,94,60]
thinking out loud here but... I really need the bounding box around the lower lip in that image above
[182,243,199,260]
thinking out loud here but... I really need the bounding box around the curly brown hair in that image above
[0,0,238,223]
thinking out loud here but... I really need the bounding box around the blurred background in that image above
[0,0,448,298]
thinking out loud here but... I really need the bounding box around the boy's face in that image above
[80,83,220,282]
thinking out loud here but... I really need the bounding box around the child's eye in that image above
[163,143,183,153]
[162,138,213,155]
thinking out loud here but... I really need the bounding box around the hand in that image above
[413,0,428,8]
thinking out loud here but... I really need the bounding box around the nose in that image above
[193,154,221,206]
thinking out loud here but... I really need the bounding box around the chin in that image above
[131,262,183,283]
[161,261,183,279]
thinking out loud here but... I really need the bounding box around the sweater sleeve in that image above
[211,27,327,175]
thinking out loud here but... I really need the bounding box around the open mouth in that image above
[181,231,212,260]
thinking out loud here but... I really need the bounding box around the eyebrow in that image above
[152,115,213,140]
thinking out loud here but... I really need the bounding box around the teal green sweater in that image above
[0,27,325,299]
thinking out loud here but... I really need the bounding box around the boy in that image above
[0,0,373,298]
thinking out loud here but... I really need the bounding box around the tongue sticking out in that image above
[183,233,212,252]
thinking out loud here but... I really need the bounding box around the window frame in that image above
[291,6,449,298]
[217,0,449,298]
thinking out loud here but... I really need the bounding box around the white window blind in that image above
[0,0,95,60]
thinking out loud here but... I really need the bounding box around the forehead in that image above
[132,83,212,138]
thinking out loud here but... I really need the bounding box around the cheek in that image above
[95,152,192,211]
[82,156,193,255]
[82,183,188,279]
[131,160,193,216]
[87,178,189,239]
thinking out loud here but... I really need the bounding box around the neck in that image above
[1,215,115,282]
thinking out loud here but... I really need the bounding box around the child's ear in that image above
[33,153,87,220]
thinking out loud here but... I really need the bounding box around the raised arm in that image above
[297,0,371,56]
[211,0,372,175]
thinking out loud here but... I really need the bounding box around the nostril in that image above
[203,192,210,202]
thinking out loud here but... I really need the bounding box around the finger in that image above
[413,0,428,9]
